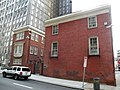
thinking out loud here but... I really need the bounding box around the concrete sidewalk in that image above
[0,67,120,90]
[29,74,120,90]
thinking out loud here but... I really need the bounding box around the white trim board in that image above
[45,5,111,27]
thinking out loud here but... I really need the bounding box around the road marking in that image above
[13,83,33,89]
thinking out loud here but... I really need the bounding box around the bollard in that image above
[93,77,100,90]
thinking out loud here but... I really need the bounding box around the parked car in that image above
[0,66,7,73]
[2,66,31,80]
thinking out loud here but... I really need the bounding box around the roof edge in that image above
[45,5,111,27]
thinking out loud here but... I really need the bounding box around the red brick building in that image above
[43,5,116,85]
[10,25,44,74]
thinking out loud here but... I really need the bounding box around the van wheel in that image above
[14,74,18,80]
[3,72,6,77]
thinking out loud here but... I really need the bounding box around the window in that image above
[52,25,58,35]
[34,47,38,55]
[17,68,21,71]
[41,37,44,44]
[89,36,99,55]
[30,46,34,54]
[88,16,97,28]
[13,59,22,65]
[40,48,43,56]
[51,42,58,57]
[13,67,17,70]
[35,34,38,42]
[16,32,24,40]
[14,44,23,57]
[31,32,35,40]
[31,32,39,42]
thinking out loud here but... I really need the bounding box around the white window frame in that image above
[88,16,97,28]
[51,41,58,57]
[13,59,22,65]
[89,36,99,55]
[14,44,23,57]
[16,32,24,40]
[52,25,58,35]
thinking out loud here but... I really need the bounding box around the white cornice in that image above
[13,25,45,37]
[45,5,111,27]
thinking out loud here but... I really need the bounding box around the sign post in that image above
[81,56,87,90]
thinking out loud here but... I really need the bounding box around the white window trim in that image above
[52,25,59,35]
[14,44,23,57]
[51,41,58,57]
[13,59,22,65]
[89,36,99,55]
[88,16,97,29]
[16,32,24,40]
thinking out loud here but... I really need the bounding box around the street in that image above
[0,74,77,90]
[0,71,120,90]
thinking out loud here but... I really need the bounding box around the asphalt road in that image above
[0,74,78,90]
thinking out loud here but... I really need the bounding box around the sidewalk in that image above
[29,73,120,90]
[0,67,120,90]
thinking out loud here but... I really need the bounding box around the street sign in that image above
[83,56,87,67]
[81,56,88,90]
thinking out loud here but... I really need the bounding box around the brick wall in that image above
[11,29,44,74]
[43,13,116,85]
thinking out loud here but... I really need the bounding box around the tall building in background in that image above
[52,0,72,18]
[0,0,72,66]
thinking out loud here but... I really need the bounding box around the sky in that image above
[72,0,120,57]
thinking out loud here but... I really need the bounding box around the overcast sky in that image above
[72,0,120,57]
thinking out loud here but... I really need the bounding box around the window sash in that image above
[88,16,97,28]
[51,42,58,57]
[89,37,99,55]
[31,32,38,42]
[16,32,24,40]
[52,25,58,35]
[40,48,44,56]
[41,37,44,44]
[14,45,23,55]
[30,46,34,54]
[35,34,38,42]
[31,32,35,40]
[13,59,22,65]
[34,47,38,55]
